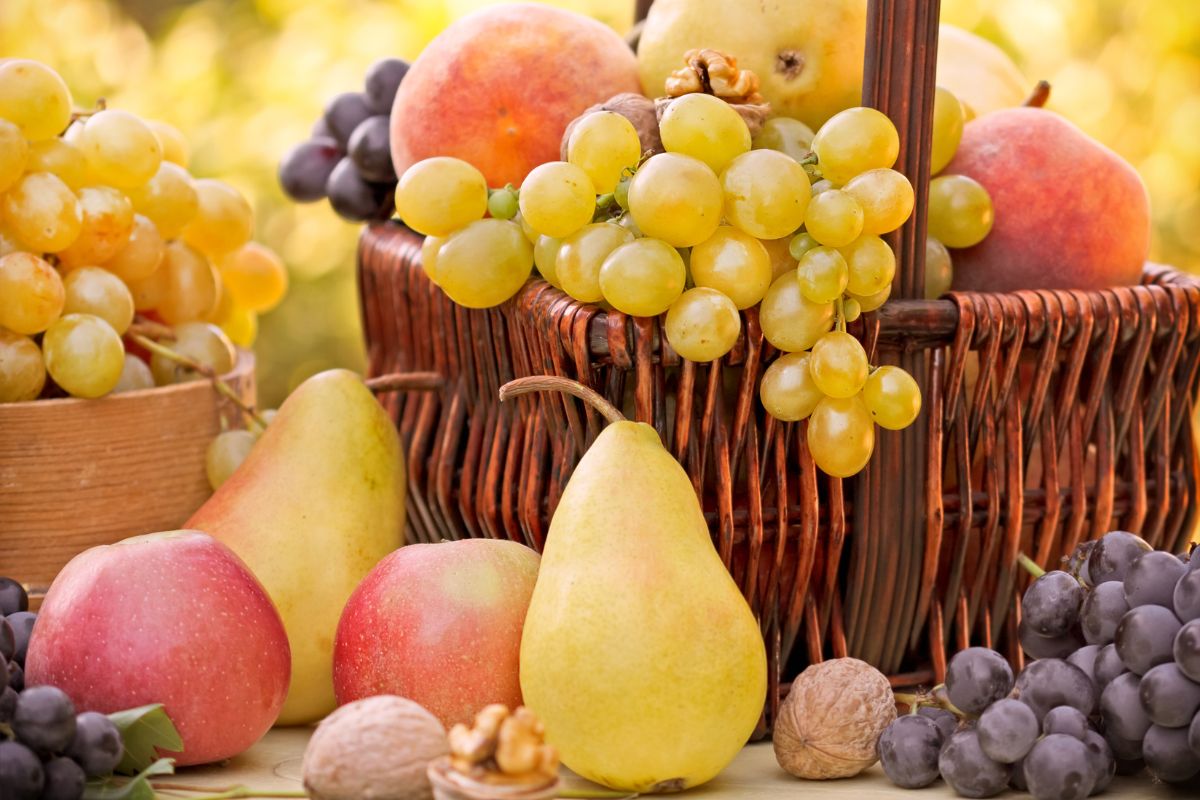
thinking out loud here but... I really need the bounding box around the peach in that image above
[333,539,540,729]
[390,3,640,187]
[946,107,1150,293]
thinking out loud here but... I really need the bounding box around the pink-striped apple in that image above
[333,539,540,729]
[25,531,290,766]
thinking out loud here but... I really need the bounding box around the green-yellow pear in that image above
[508,377,767,793]
[187,369,405,724]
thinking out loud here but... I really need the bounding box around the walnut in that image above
[429,705,560,800]
[773,658,897,780]
[561,93,662,162]
[302,696,449,800]
[656,48,771,138]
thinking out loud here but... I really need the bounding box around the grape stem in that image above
[595,192,616,210]
[1016,552,1046,578]
[835,296,847,334]
[499,376,625,425]
[129,332,267,430]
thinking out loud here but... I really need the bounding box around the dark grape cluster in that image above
[1,578,124,800]
[877,531,1200,797]
[278,57,408,221]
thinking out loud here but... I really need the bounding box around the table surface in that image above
[177,728,1181,798]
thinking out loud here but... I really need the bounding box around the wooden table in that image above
[179,728,1174,798]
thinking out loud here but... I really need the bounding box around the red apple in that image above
[25,531,290,766]
[333,539,540,729]
[946,107,1150,292]
[390,3,641,187]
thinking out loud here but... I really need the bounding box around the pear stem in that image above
[365,372,444,392]
[1023,80,1051,108]
[499,376,626,425]
[129,333,267,429]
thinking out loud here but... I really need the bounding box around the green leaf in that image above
[83,758,175,800]
[107,704,184,775]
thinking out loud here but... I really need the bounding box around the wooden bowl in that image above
[0,351,256,595]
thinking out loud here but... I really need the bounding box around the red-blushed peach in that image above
[946,107,1150,293]
[333,539,540,729]
[24,531,290,767]
[390,3,640,187]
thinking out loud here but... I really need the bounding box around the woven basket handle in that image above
[633,0,938,299]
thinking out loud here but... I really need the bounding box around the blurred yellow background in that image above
[2,0,1196,406]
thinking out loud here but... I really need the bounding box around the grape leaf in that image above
[107,704,184,775]
[83,758,175,800]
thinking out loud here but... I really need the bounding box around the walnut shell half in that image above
[773,658,896,780]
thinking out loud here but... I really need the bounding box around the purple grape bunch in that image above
[875,531,1200,797]
[1,577,124,800]
[278,58,409,222]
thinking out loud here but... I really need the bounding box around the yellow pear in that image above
[508,378,767,793]
[637,0,866,129]
[936,24,1030,118]
[187,369,405,724]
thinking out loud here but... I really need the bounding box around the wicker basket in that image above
[357,0,1200,734]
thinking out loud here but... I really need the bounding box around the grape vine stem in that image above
[1016,552,1046,579]
[128,332,267,429]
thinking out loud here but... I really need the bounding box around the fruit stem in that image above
[129,333,267,430]
[558,791,638,799]
[1017,552,1046,578]
[150,784,306,799]
[596,192,616,210]
[836,296,847,333]
[364,371,444,392]
[499,376,625,425]
[1023,80,1052,108]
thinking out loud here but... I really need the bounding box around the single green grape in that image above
[112,353,155,394]
[752,117,815,163]
[487,186,519,221]
[435,218,533,308]
[689,226,772,309]
[863,365,922,430]
[811,106,900,185]
[518,161,596,238]
[567,111,642,194]
[0,119,28,193]
[809,331,870,398]
[25,138,87,190]
[599,238,686,317]
[720,149,810,240]
[206,429,257,490]
[843,168,914,236]
[0,328,46,403]
[663,287,741,362]
[150,321,236,385]
[0,60,73,142]
[104,214,165,283]
[928,174,994,248]
[842,298,862,322]
[421,235,445,284]
[659,93,751,174]
[758,271,834,353]
[759,352,824,422]
[395,157,488,237]
[62,267,134,335]
[533,234,564,288]
[126,161,199,239]
[0,252,65,335]
[148,120,190,167]
[57,185,135,270]
[931,86,966,175]
[925,237,953,299]
[80,109,163,189]
[518,213,539,244]
[556,222,633,304]
[157,241,220,324]
[852,283,892,313]
[797,246,849,304]
[614,174,631,210]
[841,235,896,297]
[182,179,254,257]
[2,172,82,253]
[42,313,125,398]
[788,231,821,261]
[628,152,722,247]
[804,189,864,247]
[807,395,875,478]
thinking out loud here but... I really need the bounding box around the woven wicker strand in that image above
[356,0,1200,734]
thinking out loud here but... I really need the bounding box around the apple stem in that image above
[1017,552,1046,578]
[1023,80,1051,108]
[364,371,444,392]
[129,332,267,430]
[499,376,626,425]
